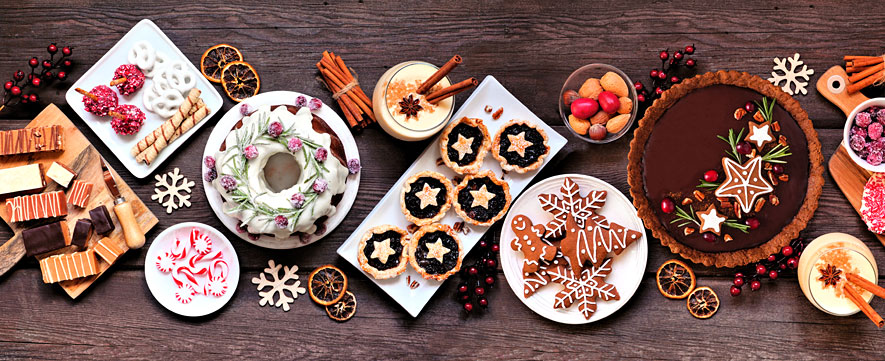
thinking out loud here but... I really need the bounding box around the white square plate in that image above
[65,19,223,178]
[337,76,568,317]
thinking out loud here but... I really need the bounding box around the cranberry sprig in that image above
[1,43,74,113]
[730,237,806,296]
[634,44,698,105]
[455,235,499,314]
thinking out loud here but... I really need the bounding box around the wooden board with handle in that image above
[818,65,885,248]
[0,104,158,298]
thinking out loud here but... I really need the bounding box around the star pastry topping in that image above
[746,121,774,148]
[414,183,440,209]
[469,184,496,209]
[425,239,450,263]
[507,131,534,157]
[399,94,423,118]
[714,156,773,214]
[370,238,396,264]
[451,134,475,161]
[695,204,727,235]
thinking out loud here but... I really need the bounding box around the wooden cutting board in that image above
[818,65,885,248]
[0,104,158,298]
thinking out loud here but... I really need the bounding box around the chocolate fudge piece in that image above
[22,220,70,257]
[89,205,115,235]
[71,219,93,249]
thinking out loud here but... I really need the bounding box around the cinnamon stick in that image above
[320,72,358,127]
[109,77,127,86]
[847,65,872,74]
[847,273,885,299]
[843,283,884,328]
[332,53,373,112]
[319,66,371,119]
[848,70,885,94]
[417,55,462,95]
[317,51,375,128]
[427,77,478,104]
[320,69,363,122]
[850,57,884,68]
[74,88,98,101]
[848,63,885,83]
[845,55,881,61]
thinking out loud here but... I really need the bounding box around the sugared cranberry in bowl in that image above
[844,99,885,172]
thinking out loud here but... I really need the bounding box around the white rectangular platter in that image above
[337,75,567,317]
[65,19,222,178]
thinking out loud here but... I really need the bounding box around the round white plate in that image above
[144,222,240,317]
[500,174,647,324]
[202,91,361,249]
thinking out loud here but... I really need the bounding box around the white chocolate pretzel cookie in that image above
[156,61,196,94]
[128,41,156,72]
[145,88,185,118]
[142,51,169,77]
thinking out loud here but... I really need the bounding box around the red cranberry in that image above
[772,164,784,175]
[57,71,66,80]
[479,240,488,249]
[460,294,469,302]
[657,71,667,80]
[20,96,27,104]
[660,198,676,213]
[703,233,716,243]
[29,57,39,68]
[744,101,756,113]
[655,87,664,95]
[478,298,489,307]
[673,51,684,60]
[703,170,718,182]
[735,272,745,279]
[43,71,53,79]
[755,264,767,275]
[458,284,468,294]
[474,287,486,296]
[491,244,500,253]
[637,93,646,103]
[736,141,753,155]
[10,86,21,96]
[779,263,787,270]
[768,270,779,280]
[670,76,680,84]
[3,81,11,90]
[467,267,478,276]
[28,94,37,102]
[684,45,695,54]
[733,276,745,287]
[750,280,762,291]
[463,302,474,312]
[787,257,798,269]
[685,58,696,67]
[486,259,497,269]
[47,43,58,54]
[659,50,669,60]
[41,60,52,69]
[62,46,72,56]
[730,285,741,296]
[634,81,644,91]
[767,255,776,262]
[31,77,41,87]
[62,59,72,68]
[485,276,495,285]
[781,246,794,257]
[650,69,659,78]
[13,70,24,81]
[746,217,760,230]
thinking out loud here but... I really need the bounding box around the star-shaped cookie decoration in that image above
[507,131,534,157]
[745,121,774,148]
[695,204,727,235]
[470,184,496,209]
[425,239,450,263]
[714,156,773,213]
[451,134,474,161]
[414,183,440,209]
[370,238,397,264]
[510,214,557,273]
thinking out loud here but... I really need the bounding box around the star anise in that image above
[818,264,842,288]
[399,94,422,118]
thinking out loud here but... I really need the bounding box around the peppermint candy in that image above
[157,228,229,304]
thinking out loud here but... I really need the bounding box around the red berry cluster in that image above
[1,43,74,112]
[730,238,806,296]
[455,236,499,314]
[634,44,698,105]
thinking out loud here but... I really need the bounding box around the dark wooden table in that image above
[2,1,884,359]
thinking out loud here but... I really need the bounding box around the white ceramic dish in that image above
[202,91,360,249]
[65,19,223,178]
[500,174,647,324]
[336,76,568,317]
[842,98,885,172]
[144,222,240,317]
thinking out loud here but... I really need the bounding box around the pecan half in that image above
[769,194,780,206]
[682,197,693,205]
[734,108,747,120]
[754,198,766,212]
[693,190,705,201]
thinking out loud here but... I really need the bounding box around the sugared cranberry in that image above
[703,170,718,182]
[772,164,784,175]
[703,233,716,243]
[746,217,760,230]
[736,141,753,155]
[685,58,696,67]
[730,285,741,297]
[750,279,762,291]
[684,45,695,54]
[660,198,676,213]
[744,101,756,113]
[769,270,779,279]
[659,50,669,60]
[733,277,745,287]
[755,264,767,275]
[781,246,794,257]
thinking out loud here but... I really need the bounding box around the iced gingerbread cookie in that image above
[559,211,642,274]
[509,214,555,273]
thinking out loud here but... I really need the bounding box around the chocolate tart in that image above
[440,117,491,174]
[409,224,463,281]
[453,170,511,226]
[492,119,549,173]
[400,171,453,226]
[358,225,409,279]
[627,71,824,268]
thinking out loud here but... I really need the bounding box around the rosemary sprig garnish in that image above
[754,97,775,123]
[761,143,791,163]
[697,180,722,189]
[670,204,700,228]
[724,220,750,233]
[717,128,746,163]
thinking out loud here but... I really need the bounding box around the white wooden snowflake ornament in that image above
[152,167,194,214]
[252,260,306,312]
[769,53,814,96]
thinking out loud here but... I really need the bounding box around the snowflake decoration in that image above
[539,177,608,238]
[548,258,620,320]
[152,167,194,214]
[252,260,306,312]
[768,53,814,96]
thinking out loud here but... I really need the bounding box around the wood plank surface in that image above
[2,0,885,359]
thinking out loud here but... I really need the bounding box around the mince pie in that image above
[453,170,511,226]
[439,117,491,174]
[491,119,550,173]
[409,223,462,281]
[358,225,409,279]
[400,171,453,225]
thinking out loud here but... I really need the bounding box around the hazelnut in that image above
[600,72,629,97]
[568,115,591,135]
[588,124,607,140]
[589,110,610,125]
[617,97,633,114]
[606,114,630,134]
[561,90,580,107]
[578,78,603,99]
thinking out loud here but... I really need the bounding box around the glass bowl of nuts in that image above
[559,64,637,144]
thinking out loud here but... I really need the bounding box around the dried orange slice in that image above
[686,286,719,319]
[221,61,260,102]
[656,259,696,299]
[308,265,348,306]
[201,44,243,83]
[325,291,357,322]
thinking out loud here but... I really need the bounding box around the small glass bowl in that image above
[558,63,638,144]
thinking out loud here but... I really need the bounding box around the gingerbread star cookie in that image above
[714,156,773,213]
[696,204,727,235]
[745,121,774,148]
[510,214,556,273]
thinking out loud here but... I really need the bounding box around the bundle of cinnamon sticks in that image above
[835,269,885,328]
[317,51,374,130]
[844,55,885,94]
[418,55,477,104]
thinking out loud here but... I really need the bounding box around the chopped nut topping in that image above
[734,108,747,120]
[768,170,779,186]
[778,135,788,147]
[733,202,742,219]
[693,190,705,201]
[484,105,493,113]
[769,194,780,206]
[682,197,693,205]
[764,162,773,171]
[724,234,734,242]
[407,223,419,233]
[684,227,696,236]
[753,111,765,123]
[754,198,766,212]
[436,157,444,166]
[772,121,781,132]
[778,174,789,182]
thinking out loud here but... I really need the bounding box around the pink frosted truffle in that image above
[110,104,145,135]
[112,64,145,95]
[82,85,118,116]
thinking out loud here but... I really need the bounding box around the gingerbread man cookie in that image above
[510,214,556,273]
